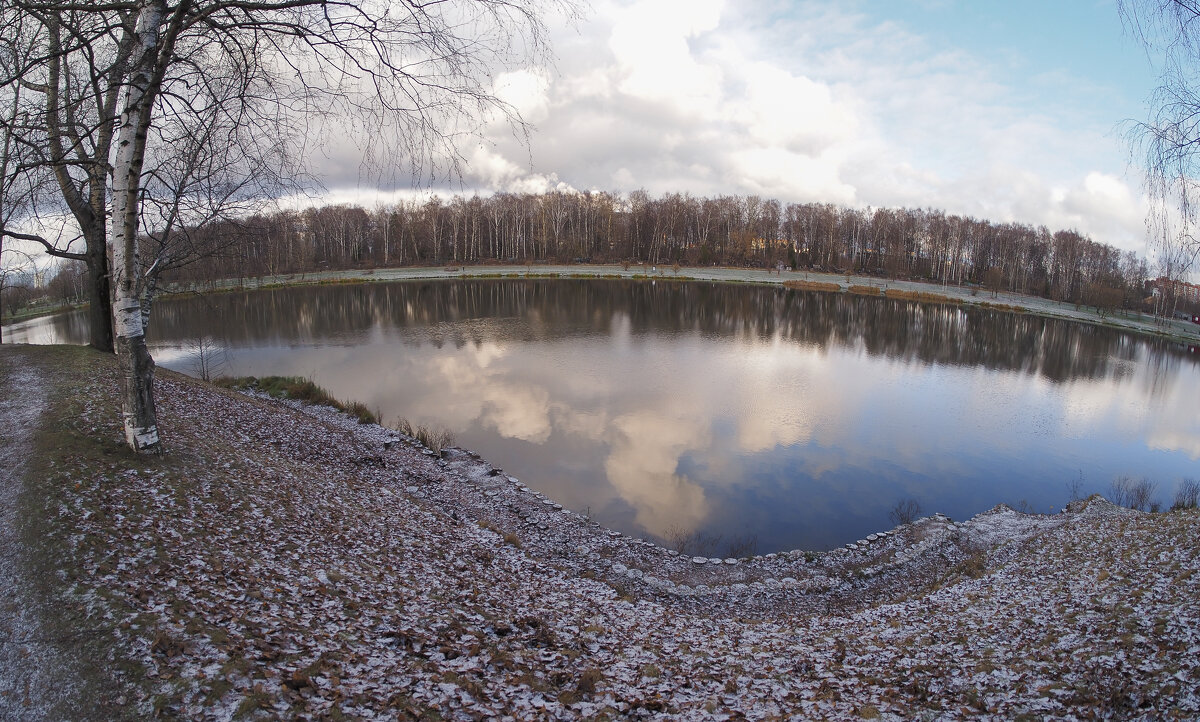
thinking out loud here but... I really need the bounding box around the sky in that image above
[322,0,1162,257]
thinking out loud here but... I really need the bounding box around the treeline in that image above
[42,190,1155,310]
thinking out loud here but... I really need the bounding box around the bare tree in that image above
[186,334,227,382]
[1172,477,1200,509]
[1110,475,1159,511]
[0,15,43,344]
[1120,0,1200,311]
[0,8,126,352]
[6,0,569,453]
[0,246,39,335]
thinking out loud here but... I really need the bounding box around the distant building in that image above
[1147,276,1200,304]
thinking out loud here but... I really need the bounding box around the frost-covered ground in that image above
[16,357,1200,720]
[0,354,78,719]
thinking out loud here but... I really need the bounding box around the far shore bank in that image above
[167,263,1200,346]
[7,262,1199,347]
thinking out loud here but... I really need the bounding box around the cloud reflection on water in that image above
[12,279,1200,551]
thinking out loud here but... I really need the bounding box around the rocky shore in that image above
[2,345,1198,719]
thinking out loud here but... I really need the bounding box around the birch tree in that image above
[1120,0,1200,305]
[4,0,566,453]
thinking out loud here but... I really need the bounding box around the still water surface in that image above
[13,280,1200,553]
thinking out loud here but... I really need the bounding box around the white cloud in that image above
[608,0,724,115]
[255,1,1155,260]
[435,0,1153,254]
[493,68,553,124]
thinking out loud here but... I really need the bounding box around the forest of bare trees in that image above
[151,190,1154,311]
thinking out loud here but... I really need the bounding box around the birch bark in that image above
[110,1,168,454]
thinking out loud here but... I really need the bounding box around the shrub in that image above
[393,417,415,437]
[1110,476,1158,512]
[889,498,922,526]
[848,285,881,296]
[1172,478,1200,510]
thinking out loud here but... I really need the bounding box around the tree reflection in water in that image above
[17,279,1200,551]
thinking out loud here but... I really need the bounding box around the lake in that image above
[11,279,1200,553]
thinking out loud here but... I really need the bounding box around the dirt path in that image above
[0,348,73,720]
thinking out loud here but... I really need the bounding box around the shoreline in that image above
[256,387,1113,617]
[169,264,1200,346]
[8,263,1199,347]
[3,344,1198,719]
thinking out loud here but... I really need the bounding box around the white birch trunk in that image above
[110,1,165,454]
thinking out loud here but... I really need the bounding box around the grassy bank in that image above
[3,344,1199,718]
[213,375,456,454]
[214,376,380,425]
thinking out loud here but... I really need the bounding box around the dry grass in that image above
[215,376,379,424]
[978,301,1026,313]
[1110,476,1159,512]
[848,285,882,296]
[783,280,842,293]
[884,288,961,304]
[391,418,455,456]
